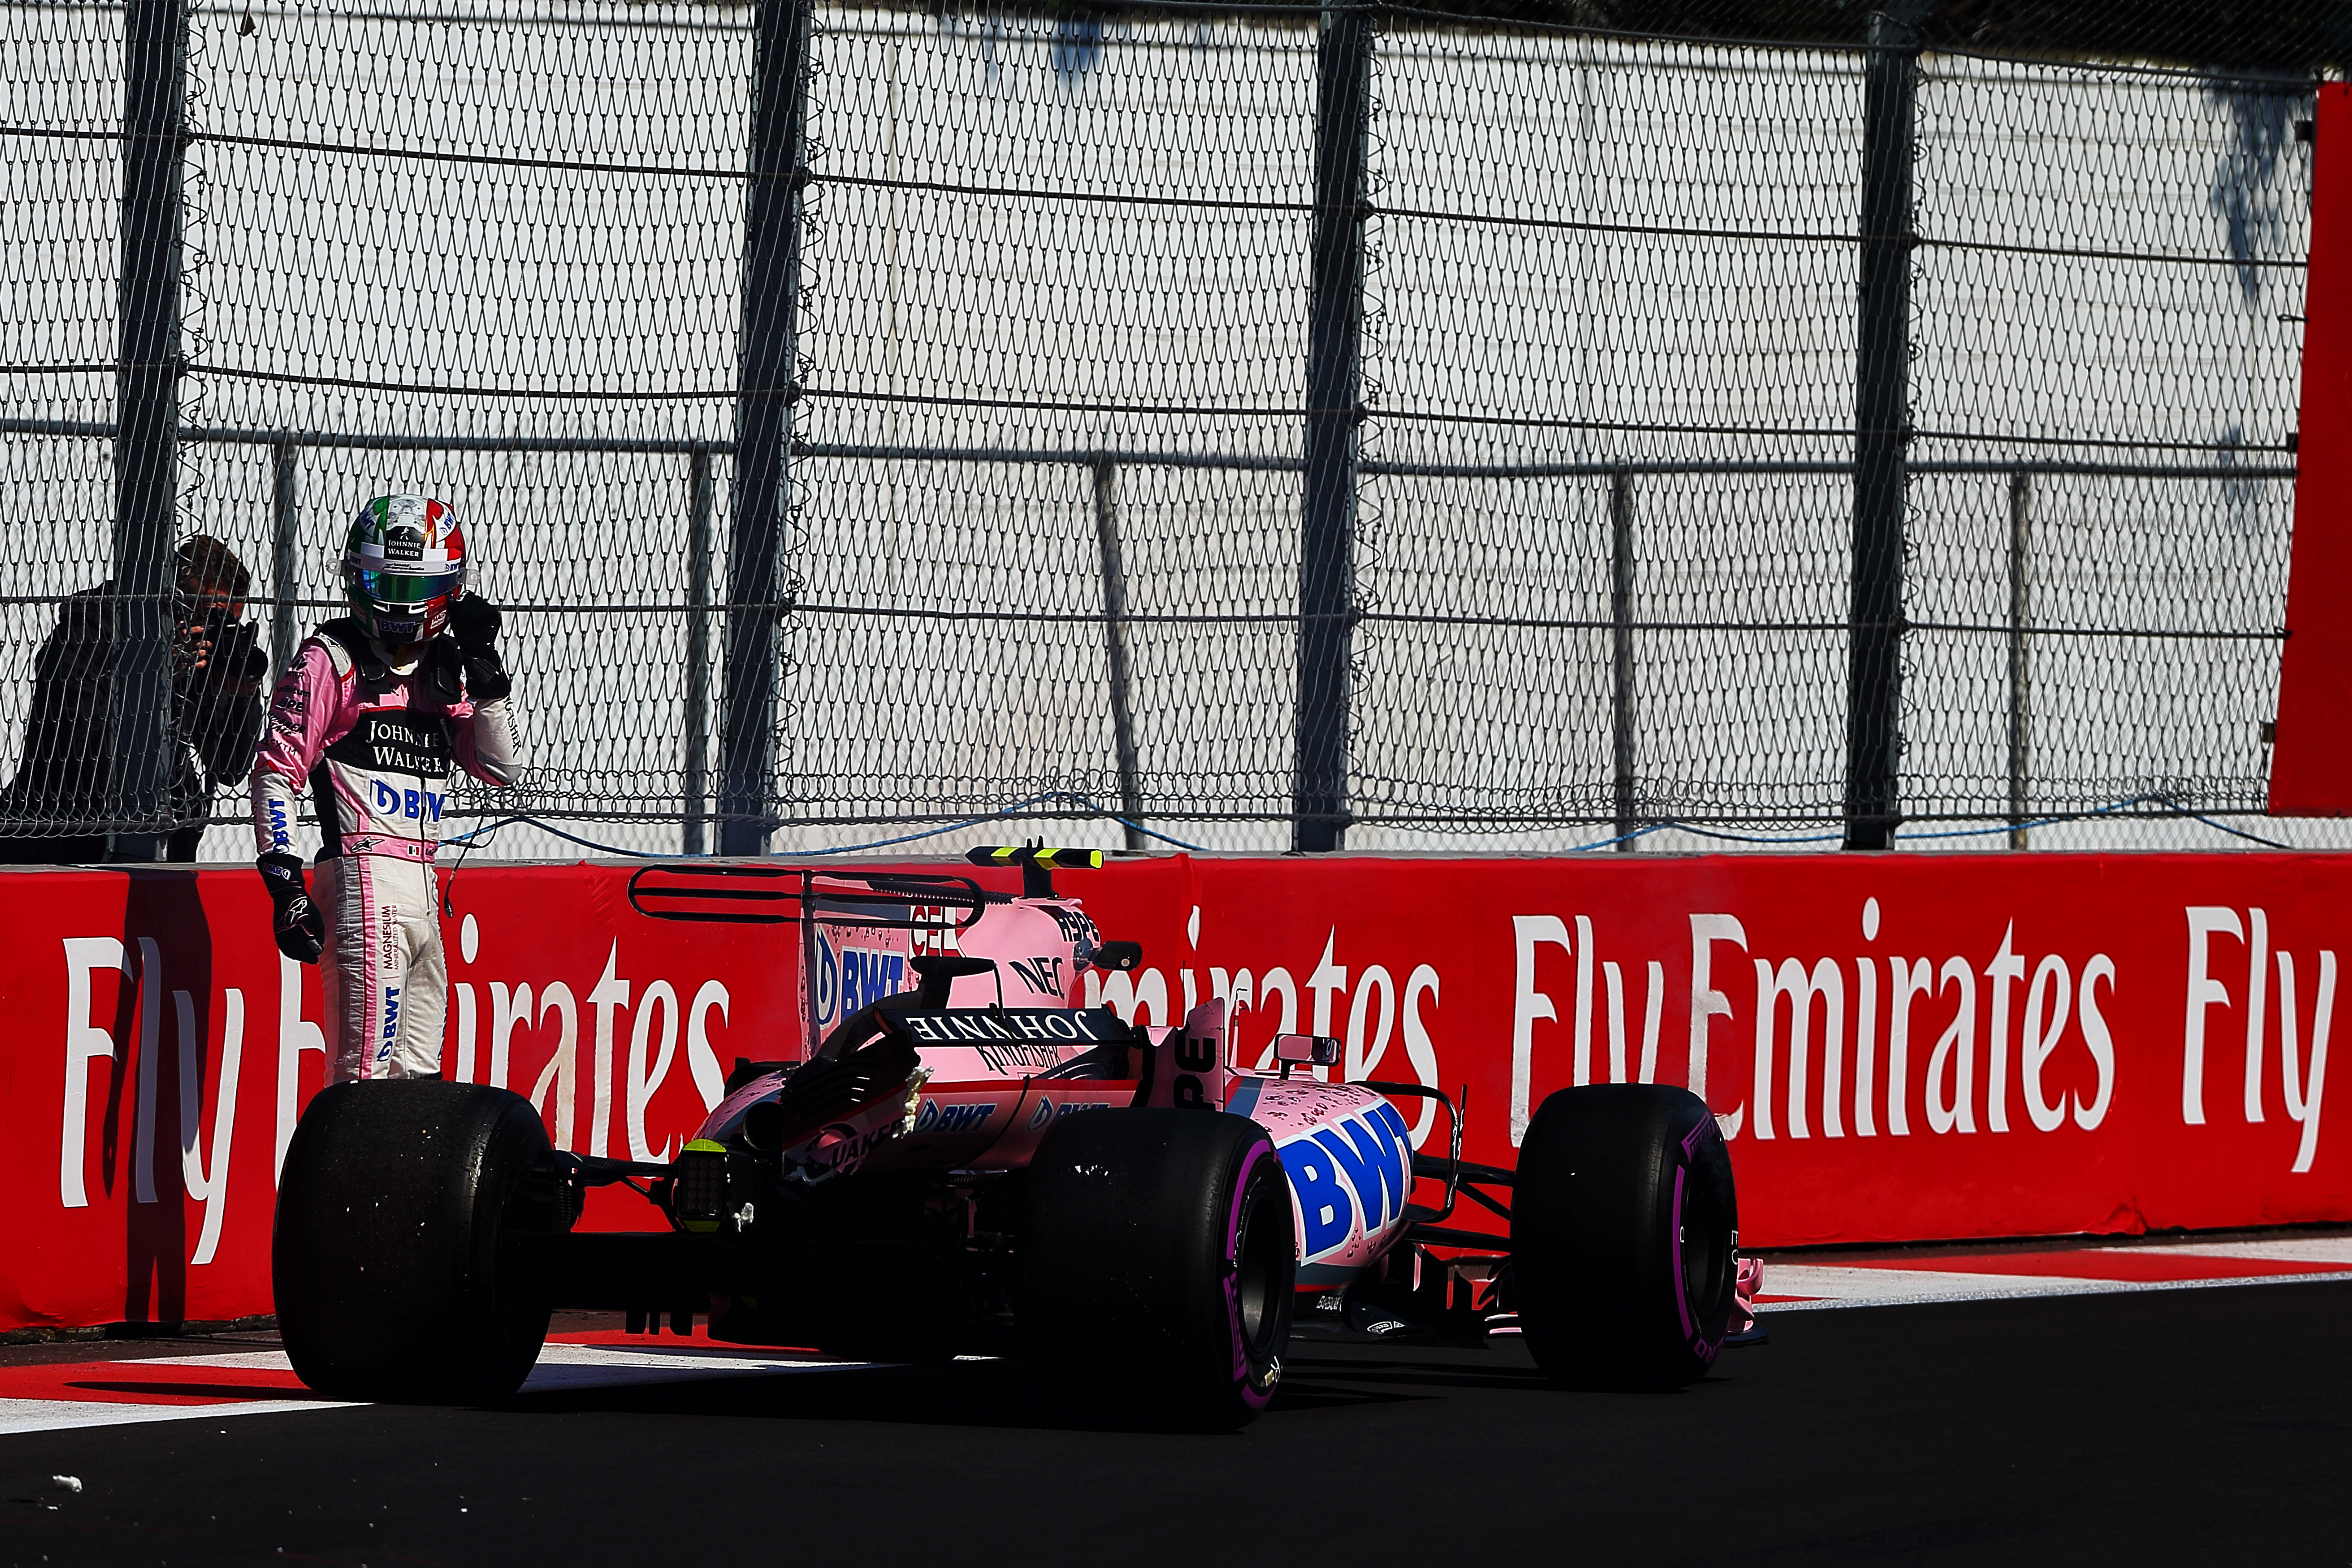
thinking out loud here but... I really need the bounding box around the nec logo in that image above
[1007,955,1065,996]
[1279,1102,1415,1259]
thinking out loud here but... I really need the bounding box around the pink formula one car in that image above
[273,848,1744,1426]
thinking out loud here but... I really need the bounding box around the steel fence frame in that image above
[0,0,2321,855]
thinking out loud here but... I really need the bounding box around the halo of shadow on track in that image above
[4,1282,2350,1567]
[490,1350,1454,1431]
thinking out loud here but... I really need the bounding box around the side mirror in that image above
[1274,1034,1341,1067]
[1089,940,1143,972]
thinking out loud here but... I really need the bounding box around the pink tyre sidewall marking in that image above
[1224,1136,1281,1410]
[1673,1116,1726,1364]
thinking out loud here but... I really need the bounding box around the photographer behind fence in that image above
[252,494,518,1083]
[0,534,268,864]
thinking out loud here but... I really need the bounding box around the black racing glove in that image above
[449,592,501,652]
[447,593,512,703]
[258,851,326,965]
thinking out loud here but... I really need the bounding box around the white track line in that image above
[0,1396,357,1437]
[0,1344,882,1438]
[1760,1264,2352,1312]
[12,1245,2349,1437]
[521,1344,879,1389]
[2109,1238,2352,1265]
[137,1344,877,1384]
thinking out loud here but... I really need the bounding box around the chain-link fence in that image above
[0,1,2337,860]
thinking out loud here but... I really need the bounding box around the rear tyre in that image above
[274,1080,558,1401]
[1510,1083,1739,1388]
[1022,1110,1294,1427]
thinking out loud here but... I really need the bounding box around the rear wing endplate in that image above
[626,864,990,932]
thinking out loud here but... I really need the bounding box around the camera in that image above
[174,600,263,686]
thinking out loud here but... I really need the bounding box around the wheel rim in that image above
[1676,1134,1738,1333]
[1232,1166,1289,1357]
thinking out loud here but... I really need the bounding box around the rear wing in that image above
[626,864,989,934]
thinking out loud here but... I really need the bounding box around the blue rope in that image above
[441,815,682,858]
[1560,821,1676,851]
[441,791,2293,862]
[1657,821,1846,846]
[441,789,1219,860]
[2180,811,2290,850]
[1893,793,2166,841]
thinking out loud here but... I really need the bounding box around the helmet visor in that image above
[352,567,462,607]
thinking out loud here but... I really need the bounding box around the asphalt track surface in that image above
[3,1281,2350,1568]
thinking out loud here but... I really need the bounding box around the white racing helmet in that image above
[343,494,468,644]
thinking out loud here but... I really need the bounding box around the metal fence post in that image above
[1293,0,1371,854]
[721,0,811,858]
[684,444,715,855]
[1091,457,1147,853]
[1610,467,1639,850]
[108,0,190,860]
[2007,468,2031,850]
[1843,3,1924,852]
[269,437,300,678]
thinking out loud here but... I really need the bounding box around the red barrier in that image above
[5,864,797,1333]
[4,852,2348,1331]
[1068,854,2352,1250]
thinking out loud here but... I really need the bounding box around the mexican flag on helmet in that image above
[344,494,469,644]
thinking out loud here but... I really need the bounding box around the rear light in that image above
[671,1141,728,1231]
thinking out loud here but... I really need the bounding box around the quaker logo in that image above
[326,710,452,779]
[1006,955,1066,997]
[1278,1102,1416,1260]
[911,1100,995,1136]
[381,524,426,564]
[796,1120,891,1181]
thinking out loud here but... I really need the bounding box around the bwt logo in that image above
[814,945,908,1025]
[377,984,402,1061]
[1278,1102,1415,1259]
[369,781,444,822]
[911,1100,994,1135]
[1023,1096,1108,1131]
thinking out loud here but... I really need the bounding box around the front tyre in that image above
[1510,1083,1739,1388]
[1022,1110,1294,1427]
[274,1081,558,1401]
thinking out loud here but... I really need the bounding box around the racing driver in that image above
[250,495,519,1081]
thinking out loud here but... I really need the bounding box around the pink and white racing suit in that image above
[251,623,517,1081]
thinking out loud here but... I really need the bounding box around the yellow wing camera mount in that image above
[966,843,1104,899]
